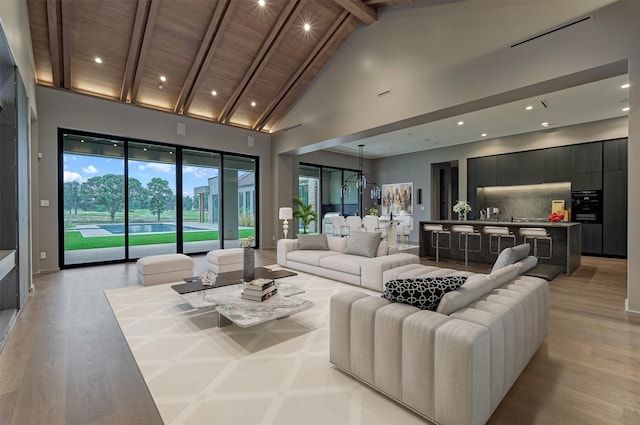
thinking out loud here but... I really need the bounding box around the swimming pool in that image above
[99,224,203,234]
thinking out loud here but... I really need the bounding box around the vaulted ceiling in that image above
[26,0,422,133]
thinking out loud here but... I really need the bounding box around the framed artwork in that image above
[381,182,413,216]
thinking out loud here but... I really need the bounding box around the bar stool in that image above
[422,224,451,262]
[519,227,552,259]
[451,224,481,267]
[483,226,516,254]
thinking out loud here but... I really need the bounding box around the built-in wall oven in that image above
[571,190,602,224]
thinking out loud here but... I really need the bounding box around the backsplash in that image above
[476,182,571,222]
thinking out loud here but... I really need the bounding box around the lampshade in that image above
[279,207,293,220]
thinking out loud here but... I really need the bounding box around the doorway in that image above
[431,161,459,220]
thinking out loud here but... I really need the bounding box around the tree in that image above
[183,195,193,211]
[147,177,174,221]
[128,177,148,210]
[292,196,318,234]
[64,181,81,216]
[81,174,125,222]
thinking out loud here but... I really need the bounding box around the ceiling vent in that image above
[541,100,549,108]
[510,15,591,48]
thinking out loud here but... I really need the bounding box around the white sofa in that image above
[330,252,547,425]
[277,234,419,291]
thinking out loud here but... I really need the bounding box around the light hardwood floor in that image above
[0,251,638,425]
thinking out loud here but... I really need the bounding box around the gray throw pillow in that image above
[344,231,381,258]
[298,233,329,250]
[382,276,467,311]
[491,243,531,272]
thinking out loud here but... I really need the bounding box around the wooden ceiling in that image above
[27,0,419,132]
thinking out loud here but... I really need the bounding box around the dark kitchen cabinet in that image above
[543,146,571,183]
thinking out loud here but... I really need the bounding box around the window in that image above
[59,130,258,267]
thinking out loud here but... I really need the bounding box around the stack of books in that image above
[242,278,277,301]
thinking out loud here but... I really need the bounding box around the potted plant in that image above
[369,208,379,217]
[293,196,318,234]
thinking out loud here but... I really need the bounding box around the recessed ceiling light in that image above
[80,139,85,143]
[169,151,173,155]
[160,75,167,82]
[251,101,257,107]
[525,105,533,110]
[94,57,102,64]
[258,0,265,6]
[303,23,311,31]
[481,133,487,137]
[457,121,464,126]
[158,83,164,89]
[621,83,630,89]
[623,107,630,112]
[211,90,217,96]
[541,122,549,127]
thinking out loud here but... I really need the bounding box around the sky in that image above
[63,154,218,196]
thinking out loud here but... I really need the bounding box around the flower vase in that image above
[458,212,467,221]
[243,248,255,281]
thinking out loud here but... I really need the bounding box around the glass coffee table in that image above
[171,267,314,328]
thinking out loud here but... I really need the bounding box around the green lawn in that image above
[64,228,256,250]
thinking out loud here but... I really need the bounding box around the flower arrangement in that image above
[548,212,565,223]
[239,236,255,249]
[453,200,472,214]
[369,208,379,217]
[199,271,217,286]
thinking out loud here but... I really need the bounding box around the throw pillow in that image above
[382,276,467,311]
[491,243,531,272]
[344,231,381,258]
[298,233,329,250]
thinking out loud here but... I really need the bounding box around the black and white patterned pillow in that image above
[382,276,467,311]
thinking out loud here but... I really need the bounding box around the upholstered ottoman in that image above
[207,248,244,273]
[136,253,195,286]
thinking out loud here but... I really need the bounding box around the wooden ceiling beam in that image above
[182,0,238,114]
[174,0,230,114]
[219,0,301,124]
[130,0,160,103]
[121,0,151,102]
[60,0,71,89]
[45,0,62,87]
[253,11,353,131]
[332,0,377,25]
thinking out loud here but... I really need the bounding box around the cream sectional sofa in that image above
[330,253,548,425]
[277,234,419,291]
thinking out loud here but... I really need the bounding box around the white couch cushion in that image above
[327,236,348,252]
[436,276,494,315]
[320,254,368,275]
[287,249,339,266]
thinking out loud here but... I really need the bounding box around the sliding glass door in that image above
[62,134,126,265]
[222,155,256,248]
[182,149,220,254]
[127,142,177,258]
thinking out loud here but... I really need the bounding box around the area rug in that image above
[105,268,428,425]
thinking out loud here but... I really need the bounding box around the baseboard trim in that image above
[624,299,640,317]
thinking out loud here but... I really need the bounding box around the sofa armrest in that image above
[360,253,419,292]
[277,239,299,266]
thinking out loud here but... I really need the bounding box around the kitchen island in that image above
[419,220,581,275]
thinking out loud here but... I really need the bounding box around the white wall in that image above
[0,0,37,112]
[35,87,273,272]
[272,0,640,315]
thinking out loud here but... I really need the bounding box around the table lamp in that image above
[279,207,293,239]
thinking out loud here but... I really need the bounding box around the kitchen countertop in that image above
[423,220,580,228]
